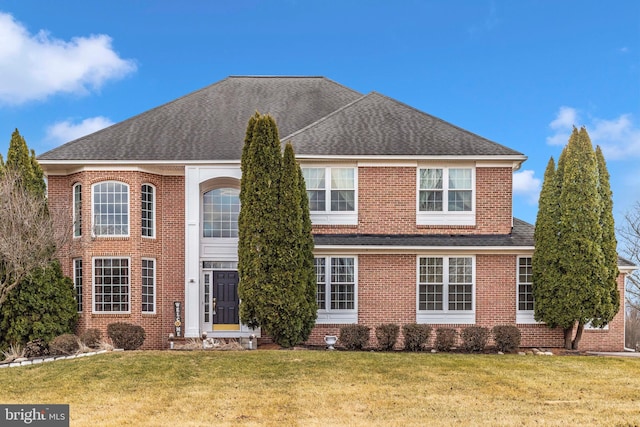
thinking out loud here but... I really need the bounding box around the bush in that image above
[435,328,458,352]
[492,325,521,353]
[107,323,146,350]
[402,324,432,351]
[461,326,489,353]
[49,334,80,355]
[339,325,370,350]
[80,328,102,348]
[24,338,49,358]
[375,323,399,351]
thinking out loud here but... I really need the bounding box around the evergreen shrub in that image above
[339,325,370,350]
[402,324,432,351]
[492,325,521,353]
[375,323,399,351]
[107,323,146,350]
[461,326,489,353]
[435,328,458,352]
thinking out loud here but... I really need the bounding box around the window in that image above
[141,184,155,238]
[92,181,129,236]
[419,168,472,212]
[417,256,475,324]
[315,256,357,323]
[142,258,155,314]
[74,258,83,312]
[93,258,130,313]
[518,257,533,311]
[202,188,240,238]
[73,184,82,237]
[302,167,356,212]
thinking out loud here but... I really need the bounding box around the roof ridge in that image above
[281,92,375,141]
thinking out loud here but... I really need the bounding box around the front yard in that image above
[1,350,639,426]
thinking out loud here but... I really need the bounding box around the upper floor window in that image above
[419,168,472,212]
[73,183,82,238]
[142,184,155,238]
[303,167,355,212]
[417,256,475,324]
[92,181,129,236]
[202,188,240,238]
[314,256,357,324]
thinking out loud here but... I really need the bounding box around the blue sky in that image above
[0,1,638,228]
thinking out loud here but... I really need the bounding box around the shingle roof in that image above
[313,218,535,248]
[38,76,362,161]
[287,92,522,157]
[39,76,523,162]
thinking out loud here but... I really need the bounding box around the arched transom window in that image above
[202,188,240,238]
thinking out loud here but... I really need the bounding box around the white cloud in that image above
[513,169,541,205]
[0,12,136,105]
[546,107,640,159]
[46,116,114,144]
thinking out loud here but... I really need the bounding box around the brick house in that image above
[39,76,634,351]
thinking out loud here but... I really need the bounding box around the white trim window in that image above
[516,257,539,324]
[302,167,357,225]
[142,258,156,314]
[314,256,357,324]
[141,184,155,238]
[202,188,240,238]
[92,181,130,236]
[93,257,130,313]
[417,256,475,324]
[417,167,475,225]
[74,258,83,313]
[73,183,82,238]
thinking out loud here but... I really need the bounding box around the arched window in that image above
[202,188,240,238]
[92,181,129,236]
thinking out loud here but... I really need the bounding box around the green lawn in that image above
[2,350,639,426]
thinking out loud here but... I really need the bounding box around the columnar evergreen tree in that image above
[238,114,316,347]
[595,145,620,322]
[533,127,619,349]
[0,129,76,349]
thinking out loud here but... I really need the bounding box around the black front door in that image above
[213,271,239,326]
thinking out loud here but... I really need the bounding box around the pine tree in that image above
[533,127,619,349]
[593,145,619,326]
[237,115,317,347]
[237,113,284,334]
[5,129,46,198]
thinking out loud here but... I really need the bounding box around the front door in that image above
[212,271,239,331]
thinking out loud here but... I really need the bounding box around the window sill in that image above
[316,311,357,324]
[417,312,475,325]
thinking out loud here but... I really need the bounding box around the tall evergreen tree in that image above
[593,145,620,325]
[237,115,316,347]
[533,127,619,349]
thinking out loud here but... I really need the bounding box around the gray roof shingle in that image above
[38,76,362,161]
[39,76,523,162]
[313,218,535,248]
[287,92,522,157]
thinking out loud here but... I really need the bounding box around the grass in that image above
[1,350,639,426]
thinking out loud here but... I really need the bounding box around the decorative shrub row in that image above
[337,324,521,353]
